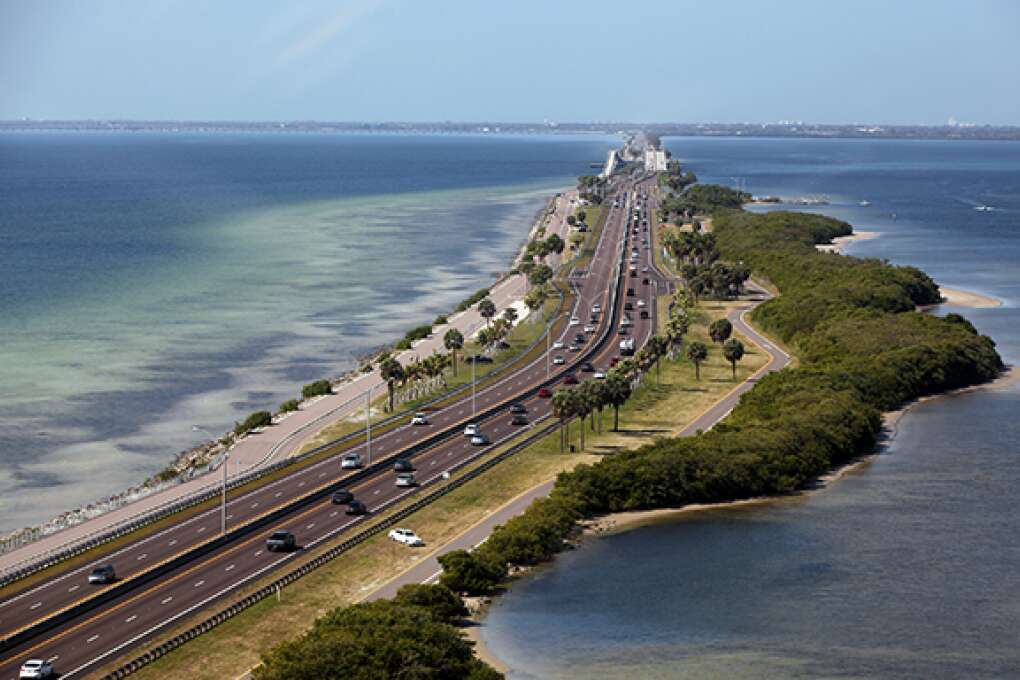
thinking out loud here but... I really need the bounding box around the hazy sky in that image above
[2,0,1018,124]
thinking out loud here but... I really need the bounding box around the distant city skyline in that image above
[2,0,1019,125]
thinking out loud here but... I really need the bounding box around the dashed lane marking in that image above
[161,596,173,605]
[125,614,137,623]
[194,580,205,588]
[87,634,99,643]
[225,564,235,572]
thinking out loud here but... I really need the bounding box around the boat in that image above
[859,200,871,207]
[974,205,994,212]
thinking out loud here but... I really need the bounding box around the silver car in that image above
[396,473,416,487]
[341,453,363,469]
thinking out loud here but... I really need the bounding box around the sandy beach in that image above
[815,229,879,253]
[937,285,1003,308]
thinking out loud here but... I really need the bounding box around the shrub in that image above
[434,314,449,326]
[437,550,505,595]
[279,399,300,413]
[234,410,272,436]
[301,379,332,399]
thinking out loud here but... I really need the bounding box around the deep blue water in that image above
[0,132,617,531]
[482,138,1020,679]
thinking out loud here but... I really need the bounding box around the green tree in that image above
[723,338,745,380]
[392,583,468,624]
[502,306,519,326]
[647,335,669,383]
[444,328,464,376]
[709,318,733,344]
[528,264,553,288]
[545,233,565,255]
[477,298,497,327]
[603,374,632,431]
[379,355,404,412]
[234,410,272,436]
[524,286,548,318]
[587,379,609,434]
[551,389,575,452]
[566,214,577,226]
[437,549,505,595]
[686,340,708,380]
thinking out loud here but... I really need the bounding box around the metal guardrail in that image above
[97,194,633,679]
[0,289,568,590]
[98,418,561,680]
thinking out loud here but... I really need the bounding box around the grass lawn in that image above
[112,296,771,680]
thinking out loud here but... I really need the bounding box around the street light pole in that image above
[365,383,373,466]
[471,356,476,419]
[221,452,228,535]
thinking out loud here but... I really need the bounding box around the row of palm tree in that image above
[550,373,632,452]
[664,230,719,267]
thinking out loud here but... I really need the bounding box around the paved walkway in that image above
[0,189,578,575]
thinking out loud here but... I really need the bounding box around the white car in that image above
[464,423,480,437]
[637,300,646,308]
[410,412,429,426]
[340,453,363,470]
[553,355,566,365]
[552,340,565,350]
[471,433,490,446]
[569,316,580,326]
[19,660,53,680]
[395,473,417,487]
[388,528,424,546]
[594,371,606,380]
[584,324,596,333]
[592,304,601,314]
[642,266,649,272]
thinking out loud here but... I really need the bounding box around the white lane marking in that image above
[297,481,305,487]
[30,601,41,609]
[306,523,315,530]
[136,553,147,560]
[319,472,326,477]
[275,492,282,497]
[251,502,259,508]
[373,489,380,495]
[68,585,79,593]
[169,539,177,546]
[225,564,235,572]
[255,550,262,557]
[161,596,173,605]
[226,514,233,520]
[449,452,454,456]
[194,580,205,588]
[87,634,100,643]
[329,511,338,518]
[125,614,137,623]
[197,526,206,533]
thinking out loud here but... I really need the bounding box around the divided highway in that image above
[0,178,663,678]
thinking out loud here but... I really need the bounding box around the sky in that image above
[1,0,1018,125]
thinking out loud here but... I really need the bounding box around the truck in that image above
[619,337,635,356]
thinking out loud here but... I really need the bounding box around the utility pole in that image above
[365,384,373,465]
[221,452,228,535]
[471,356,477,419]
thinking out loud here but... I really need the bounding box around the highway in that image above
[0,177,663,678]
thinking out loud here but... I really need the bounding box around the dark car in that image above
[466,354,493,364]
[331,490,354,505]
[266,530,296,552]
[563,374,579,385]
[509,403,527,414]
[511,414,529,426]
[574,333,585,344]
[617,326,629,335]
[538,387,552,398]
[640,309,650,319]
[346,500,368,515]
[393,459,415,473]
[88,564,116,585]
[642,277,650,285]
[626,288,635,296]
[610,356,621,367]
[624,302,633,310]
[580,362,594,372]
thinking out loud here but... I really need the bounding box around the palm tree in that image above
[502,306,519,326]
[709,318,733,344]
[379,356,404,412]
[573,387,590,451]
[477,298,497,327]
[647,335,669,384]
[524,286,548,319]
[723,338,745,380]
[551,389,574,452]
[665,312,689,360]
[604,374,632,432]
[686,341,708,381]
[444,328,464,376]
[588,379,609,434]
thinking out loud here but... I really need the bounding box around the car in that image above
[617,326,629,335]
[552,340,565,350]
[511,414,529,426]
[642,277,650,285]
[538,387,553,398]
[563,374,579,385]
[624,302,633,311]
[395,473,417,487]
[594,371,606,380]
[388,528,424,546]
[642,266,649,272]
[471,433,491,446]
[19,660,54,680]
[341,453,363,470]
[410,412,429,426]
[509,402,527,414]
[467,353,493,364]
[266,530,296,552]
[584,324,596,333]
[621,315,633,327]
[568,343,581,352]
[626,288,635,296]
[553,355,565,365]
[580,362,594,372]
[630,269,637,277]
[574,332,586,343]
[569,316,580,326]
[346,500,368,515]
[637,299,646,308]
[331,489,354,505]
[393,458,415,472]
[640,309,650,319]
[591,304,601,314]
[610,357,621,367]
[88,564,116,585]
[464,423,480,437]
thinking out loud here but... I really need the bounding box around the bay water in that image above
[0,132,617,531]
[481,138,1020,679]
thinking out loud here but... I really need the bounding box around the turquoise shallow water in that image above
[482,137,1020,679]
[0,132,618,531]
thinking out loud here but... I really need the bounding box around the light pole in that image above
[221,452,228,535]
[471,355,477,419]
[365,383,373,466]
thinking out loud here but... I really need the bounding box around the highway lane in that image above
[0,185,632,640]
[0,179,654,677]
